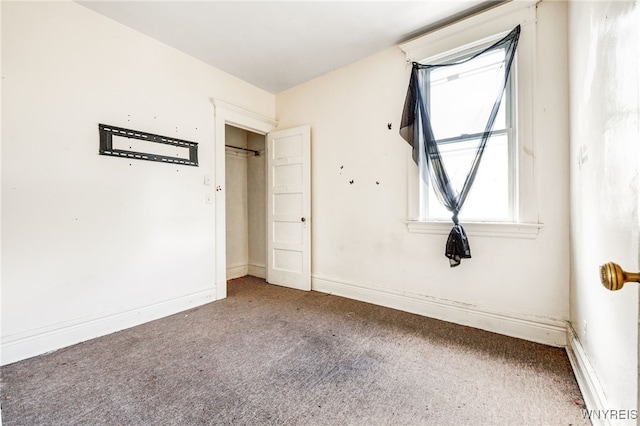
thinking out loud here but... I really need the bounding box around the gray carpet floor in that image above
[1,276,588,425]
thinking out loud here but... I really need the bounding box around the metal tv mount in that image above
[99,124,198,167]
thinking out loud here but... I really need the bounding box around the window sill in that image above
[405,220,543,239]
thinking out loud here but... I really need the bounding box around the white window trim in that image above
[400,0,541,238]
[406,220,542,240]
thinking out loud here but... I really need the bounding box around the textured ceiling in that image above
[77,1,500,94]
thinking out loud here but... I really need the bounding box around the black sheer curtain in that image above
[400,25,520,267]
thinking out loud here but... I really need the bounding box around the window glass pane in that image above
[429,48,508,140]
[422,43,513,222]
[426,134,510,221]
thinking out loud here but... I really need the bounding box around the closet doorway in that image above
[225,125,267,280]
[212,99,310,299]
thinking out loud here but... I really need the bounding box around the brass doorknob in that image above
[599,262,640,291]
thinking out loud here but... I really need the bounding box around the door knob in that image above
[301,217,306,223]
[599,262,640,291]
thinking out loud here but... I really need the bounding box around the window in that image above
[420,43,516,222]
[400,1,541,237]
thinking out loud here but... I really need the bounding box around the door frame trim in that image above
[211,98,277,300]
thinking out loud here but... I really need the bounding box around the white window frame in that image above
[400,0,542,239]
[419,42,517,222]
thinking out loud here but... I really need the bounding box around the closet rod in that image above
[225,144,260,156]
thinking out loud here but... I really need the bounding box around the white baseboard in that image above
[227,263,265,280]
[248,263,266,279]
[1,288,215,366]
[312,274,567,347]
[566,326,610,426]
[227,263,249,280]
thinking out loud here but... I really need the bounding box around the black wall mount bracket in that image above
[99,123,199,167]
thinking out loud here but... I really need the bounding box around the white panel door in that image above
[267,126,311,291]
[568,2,640,415]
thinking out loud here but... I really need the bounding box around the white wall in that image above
[568,0,640,419]
[225,126,250,278]
[1,1,275,364]
[275,1,570,346]
[247,132,267,278]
